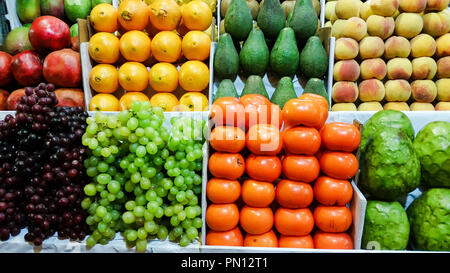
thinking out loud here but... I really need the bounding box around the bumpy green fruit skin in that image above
[407,188,450,251]
[360,127,421,201]
[214,79,238,101]
[299,36,328,79]
[362,201,410,250]
[413,121,450,188]
[214,33,240,80]
[239,28,270,76]
[270,27,299,77]
[224,0,253,42]
[361,110,415,151]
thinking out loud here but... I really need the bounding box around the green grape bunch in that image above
[81,101,206,251]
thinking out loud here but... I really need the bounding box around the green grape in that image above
[107,166,117,176]
[179,159,189,169]
[127,163,138,174]
[179,234,190,247]
[110,145,119,154]
[133,206,145,218]
[153,156,163,166]
[103,213,113,224]
[119,126,131,138]
[155,172,164,181]
[136,145,146,157]
[164,206,174,217]
[181,218,192,229]
[176,191,186,202]
[186,152,196,162]
[86,236,97,247]
[161,149,170,159]
[164,160,175,170]
[185,206,196,219]
[92,147,102,157]
[134,186,144,196]
[194,205,202,216]
[126,230,138,241]
[135,127,145,137]
[145,191,157,202]
[119,159,129,170]
[189,196,198,206]
[131,172,141,183]
[195,162,202,172]
[93,215,102,223]
[155,207,164,218]
[128,133,138,143]
[98,222,107,233]
[173,204,183,214]
[193,174,202,185]
[137,227,148,240]
[144,221,158,234]
[131,101,142,112]
[193,185,201,195]
[134,158,145,168]
[139,136,149,145]
[147,201,159,213]
[84,184,97,196]
[144,210,154,221]
[156,187,167,198]
[99,197,109,206]
[142,167,156,178]
[125,200,136,211]
[95,184,105,192]
[86,123,98,135]
[144,127,156,138]
[157,226,168,240]
[107,116,118,129]
[167,193,176,202]
[170,187,179,195]
[174,176,184,187]
[139,119,151,129]
[172,168,181,177]
[185,176,193,185]
[81,198,92,209]
[178,211,187,222]
[86,167,98,177]
[156,197,163,206]
[193,149,202,159]
[97,174,112,185]
[97,162,109,173]
[170,215,180,226]
[146,142,158,155]
[86,216,95,226]
[116,191,125,200]
[111,210,120,221]
[186,190,194,200]
[99,238,110,245]
[96,206,107,218]
[140,177,151,190]
[122,211,136,224]
[104,228,115,239]
[161,178,173,190]
[186,226,198,240]
[101,147,111,158]
[127,117,139,131]
[136,195,147,206]
[97,131,106,142]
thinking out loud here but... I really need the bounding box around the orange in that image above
[244,230,278,247]
[90,3,118,33]
[181,31,211,61]
[151,31,182,63]
[179,60,210,91]
[181,0,212,31]
[178,92,209,111]
[239,206,274,235]
[119,92,150,110]
[89,94,120,111]
[118,0,149,31]
[176,19,190,36]
[118,62,149,92]
[149,92,179,111]
[89,64,119,94]
[206,203,239,232]
[88,32,120,64]
[149,0,181,31]
[119,30,152,62]
[148,62,179,92]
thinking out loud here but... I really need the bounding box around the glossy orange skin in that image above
[270,103,283,129]
[282,97,327,130]
[206,203,239,232]
[245,154,282,182]
[279,235,314,248]
[298,93,329,113]
[240,94,271,130]
[244,230,278,247]
[208,152,245,180]
[206,227,244,246]
[282,127,321,155]
[241,180,275,207]
[211,97,246,128]
[210,126,246,153]
[275,180,313,209]
[246,124,283,156]
[314,205,353,233]
[274,208,314,236]
[313,231,354,250]
[282,155,320,183]
[320,151,358,180]
[239,206,274,235]
[206,178,241,204]
[320,122,361,152]
[313,176,353,206]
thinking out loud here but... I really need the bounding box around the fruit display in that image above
[86,1,215,112]
[206,94,361,249]
[214,0,330,108]
[358,109,450,250]
[327,0,450,111]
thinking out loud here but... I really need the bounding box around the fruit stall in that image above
[0,0,449,254]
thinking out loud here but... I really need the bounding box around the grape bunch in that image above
[82,101,205,251]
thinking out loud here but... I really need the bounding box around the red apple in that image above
[6,88,25,110]
[43,49,81,87]
[54,88,85,108]
[0,89,10,110]
[11,50,43,87]
[28,16,71,52]
[0,52,13,87]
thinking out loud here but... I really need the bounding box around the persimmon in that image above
[282,155,320,183]
[206,227,244,246]
[210,126,245,153]
[246,124,282,156]
[313,176,353,206]
[320,122,361,152]
[206,178,241,204]
[282,97,327,130]
[208,152,245,180]
[313,205,353,233]
[210,97,245,128]
[244,230,278,247]
[282,127,321,155]
[241,180,275,207]
[320,151,358,180]
[274,207,314,236]
[276,180,313,209]
[245,154,282,182]
[206,203,239,232]
[313,231,354,250]
[240,206,274,235]
[240,94,271,130]
[279,235,314,248]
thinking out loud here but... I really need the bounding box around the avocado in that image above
[361,110,415,151]
[257,0,285,39]
[224,0,253,42]
[288,0,318,41]
[16,0,41,24]
[241,75,269,99]
[362,201,410,250]
[239,28,270,76]
[214,79,239,101]
[64,0,92,23]
[214,33,240,80]
[299,36,328,79]
[407,188,450,251]
[270,77,297,109]
[360,127,421,201]
[303,78,329,106]
[413,121,450,188]
[270,27,299,77]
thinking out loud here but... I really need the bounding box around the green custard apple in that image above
[413,121,450,188]
[361,110,415,151]
[362,200,410,250]
[360,127,421,201]
[407,188,450,251]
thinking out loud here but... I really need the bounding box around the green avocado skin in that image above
[270,27,299,77]
[239,28,270,76]
[407,188,450,251]
[362,201,410,250]
[413,121,450,188]
[361,110,415,151]
[214,33,240,80]
[360,127,421,201]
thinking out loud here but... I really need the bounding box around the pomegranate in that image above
[0,52,13,87]
[0,89,9,110]
[28,15,71,52]
[6,89,26,110]
[43,49,81,87]
[11,50,43,87]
